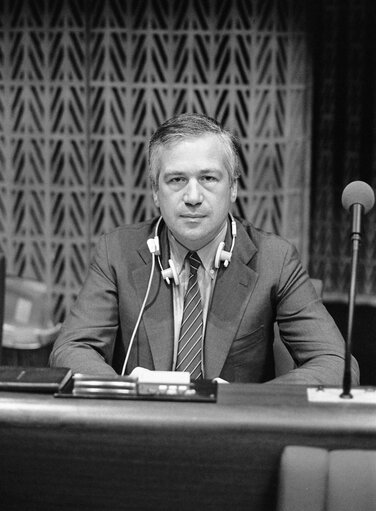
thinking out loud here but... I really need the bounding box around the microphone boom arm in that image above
[341,203,362,398]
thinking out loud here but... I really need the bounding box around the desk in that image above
[0,384,375,510]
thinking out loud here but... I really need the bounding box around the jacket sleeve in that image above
[268,243,359,385]
[49,234,119,376]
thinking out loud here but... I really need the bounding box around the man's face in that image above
[152,134,238,250]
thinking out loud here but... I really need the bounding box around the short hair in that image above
[148,113,241,189]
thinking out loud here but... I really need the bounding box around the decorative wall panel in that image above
[0,0,312,322]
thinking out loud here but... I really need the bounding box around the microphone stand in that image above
[341,203,362,399]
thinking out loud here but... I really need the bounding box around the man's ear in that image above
[230,180,238,203]
[152,185,160,208]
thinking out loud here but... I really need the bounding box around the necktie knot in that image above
[188,251,201,276]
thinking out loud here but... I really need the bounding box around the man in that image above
[50,113,359,384]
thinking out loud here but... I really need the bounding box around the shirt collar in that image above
[168,222,228,277]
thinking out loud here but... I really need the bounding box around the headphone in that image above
[147,214,237,285]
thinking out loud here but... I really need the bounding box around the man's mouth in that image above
[180,214,206,219]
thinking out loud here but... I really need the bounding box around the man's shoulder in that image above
[235,216,293,251]
[102,218,157,242]
[94,218,159,262]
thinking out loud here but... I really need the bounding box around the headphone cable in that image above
[121,251,156,376]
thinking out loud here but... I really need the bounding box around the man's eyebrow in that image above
[163,167,223,176]
[198,168,223,175]
[163,170,186,176]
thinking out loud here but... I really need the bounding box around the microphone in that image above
[340,181,375,398]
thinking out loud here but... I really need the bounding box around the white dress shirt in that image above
[168,223,227,373]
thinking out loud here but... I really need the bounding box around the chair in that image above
[273,278,323,376]
[1,276,61,366]
[277,445,376,511]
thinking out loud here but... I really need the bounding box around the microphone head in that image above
[341,181,375,214]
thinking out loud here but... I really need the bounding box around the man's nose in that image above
[183,180,203,205]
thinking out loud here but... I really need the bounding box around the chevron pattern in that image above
[0,0,312,322]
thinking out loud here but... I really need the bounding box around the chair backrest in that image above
[2,275,61,352]
[277,446,328,511]
[273,278,323,376]
[4,276,54,329]
[277,446,376,511]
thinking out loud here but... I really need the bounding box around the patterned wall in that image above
[0,0,312,322]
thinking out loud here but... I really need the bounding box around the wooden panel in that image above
[0,384,375,510]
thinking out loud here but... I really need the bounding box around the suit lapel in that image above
[132,225,174,371]
[204,223,258,379]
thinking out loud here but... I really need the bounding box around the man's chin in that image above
[172,230,213,251]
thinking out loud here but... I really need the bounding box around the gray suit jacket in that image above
[50,217,359,384]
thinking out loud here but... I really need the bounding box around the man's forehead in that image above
[161,132,221,149]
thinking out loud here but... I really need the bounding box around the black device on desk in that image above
[57,371,218,402]
[0,366,72,393]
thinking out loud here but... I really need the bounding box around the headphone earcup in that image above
[214,242,232,268]
[161,259,179,285]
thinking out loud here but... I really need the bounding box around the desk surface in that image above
[0,384,375,511]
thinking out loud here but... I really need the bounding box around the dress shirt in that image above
[168,223,228,374]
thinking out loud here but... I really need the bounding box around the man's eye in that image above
[169,177,185,184]
[201,175,217,182]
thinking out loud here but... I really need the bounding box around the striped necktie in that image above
[176,251,203,380]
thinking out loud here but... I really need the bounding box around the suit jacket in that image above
[50,217,359,385]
